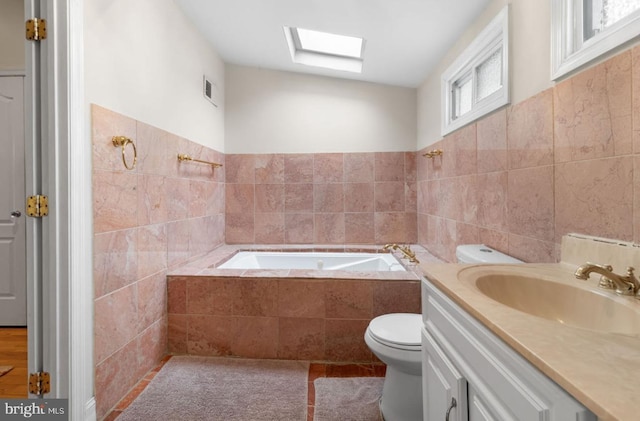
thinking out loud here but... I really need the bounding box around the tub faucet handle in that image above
[398,244,420,264]
[382,243,420,264]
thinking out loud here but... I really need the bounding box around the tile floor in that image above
[103,356,385,421]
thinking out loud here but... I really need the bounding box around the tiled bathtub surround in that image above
[418,47,640,263]
[92,105,225,419]
[225,152,417,245]
[166,244,436,362]
[168,275,420,362]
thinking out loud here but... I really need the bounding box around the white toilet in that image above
[456,244,523,264]
[365,244,522,421]
[364,313,423,421]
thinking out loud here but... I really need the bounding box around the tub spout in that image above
[382,243,420,264]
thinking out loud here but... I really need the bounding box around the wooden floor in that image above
[0,327,28,398]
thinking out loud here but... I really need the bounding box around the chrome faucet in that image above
[574,262,640,298]
[382,243,420,264]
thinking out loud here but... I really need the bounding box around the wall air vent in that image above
[203,75,218,107]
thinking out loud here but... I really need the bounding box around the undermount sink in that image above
[458,265,640,337]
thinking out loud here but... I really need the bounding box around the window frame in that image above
[551,0,640,80]
[441,5,510,136]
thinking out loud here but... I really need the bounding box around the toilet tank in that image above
[456,244,522,264]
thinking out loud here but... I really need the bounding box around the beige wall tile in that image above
[555,156,633,242]
[507,89,554,169]
[477,109,507,173]
[555,52,632,163]
[507,165,555,242]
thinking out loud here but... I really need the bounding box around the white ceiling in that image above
[174,0,491,88]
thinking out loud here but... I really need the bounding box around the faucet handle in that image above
[598,276,615,289]
[588,264,615,289]
[625,267,640,299]
[598,264,615,289]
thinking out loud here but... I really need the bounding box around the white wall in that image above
[0,0,24,71]
[225,64,417,154]
[417,0,552,149]
[84,0,225,151]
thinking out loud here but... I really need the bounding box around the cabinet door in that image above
[468,384,500,421]
[422,328,467,421]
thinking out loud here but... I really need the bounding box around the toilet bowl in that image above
[364,313,423,421]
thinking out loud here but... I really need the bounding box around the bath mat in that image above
[313,377,384,421]
[0,366,13,378]
[117,356,309,421]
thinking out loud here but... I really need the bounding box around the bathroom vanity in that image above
[419,250,640,420]
[421,276,595,420]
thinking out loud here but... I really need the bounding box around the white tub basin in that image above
[217,251,406,272]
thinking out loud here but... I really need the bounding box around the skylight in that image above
[283,26,365,73]
[295,28,364,58]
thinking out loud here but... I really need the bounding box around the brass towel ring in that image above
[423,149,443,159]
[112,136,137,170]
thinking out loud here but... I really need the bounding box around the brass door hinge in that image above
[26,18,47,41]
[27,195,49,217]
[29,371,51,395]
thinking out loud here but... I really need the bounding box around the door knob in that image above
[10,210,21,218]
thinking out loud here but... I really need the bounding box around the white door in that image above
[0,76,26,326]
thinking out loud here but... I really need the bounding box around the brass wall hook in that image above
[423,149,443,159]
[112,136,137,170]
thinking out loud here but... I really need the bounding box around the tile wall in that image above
[225,153,417,245]
[417,48,638,263]
[91,105,225,419]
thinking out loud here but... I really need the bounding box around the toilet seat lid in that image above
[368,313,422,348]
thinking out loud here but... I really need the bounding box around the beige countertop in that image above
[420,262,640,421]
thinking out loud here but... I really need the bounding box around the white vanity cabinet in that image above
[421,278,596,421]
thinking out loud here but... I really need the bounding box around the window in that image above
[552,0,640,79]
[441,6,509,136]
[452,74,473,120]
[283,27,365,73]
[295,28,364,58]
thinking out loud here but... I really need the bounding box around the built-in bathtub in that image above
[167,245,440,363]
[217,251,406,272]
